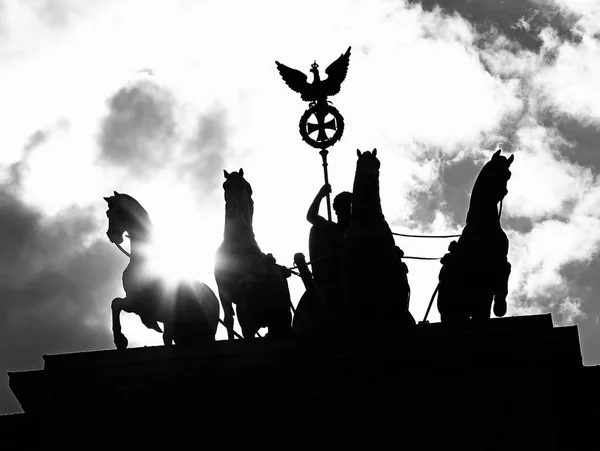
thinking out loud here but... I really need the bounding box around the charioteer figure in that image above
[307,183,352,319]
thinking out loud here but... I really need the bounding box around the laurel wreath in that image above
[299,104,345,150]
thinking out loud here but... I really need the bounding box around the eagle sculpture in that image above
[276,47,351,105]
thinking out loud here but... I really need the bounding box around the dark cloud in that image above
[406,156,483,228]
[98,76,231,199]
[98,79,179,177]
[559,257,600,366]
[439,157,481,226]
[552,118,600,173]
[0,182,123,414]
[406,185,442,227]
[0,190,43,281]
[503,215,534,234]
[408,0,580,51]
[179,108,228,196]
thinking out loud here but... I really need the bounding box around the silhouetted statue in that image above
[341,149,414,334]
[393,245,412,321]
[291,252,328,335]
[214,169,292,339]
[292,183,352,335]
[104,192,220,349]
[275,47,351,105]
[437,149,514,323]
[276,47,351,148]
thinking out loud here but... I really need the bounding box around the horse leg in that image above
[111,297,133,350]
[493,261,511,317]
[215,283,237,340]
[237,300,260,339]
[162,321,173,346]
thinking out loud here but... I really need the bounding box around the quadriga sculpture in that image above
[105,192,220,349]
[214,169,292,339]
[437,149,514,322]
[341,149,414,334]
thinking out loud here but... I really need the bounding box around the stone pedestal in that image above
[3,314,597,450]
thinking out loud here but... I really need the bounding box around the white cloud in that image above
[535,33,600,124]
[506,124,596,220]
[552,0,600,34]
[558,296,587,324]
[508,217,600,299]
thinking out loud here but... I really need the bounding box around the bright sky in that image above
[1,0,600,414]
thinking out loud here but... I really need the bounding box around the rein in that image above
[115,242,131,258]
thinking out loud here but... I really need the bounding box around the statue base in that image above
[4,314,597,450]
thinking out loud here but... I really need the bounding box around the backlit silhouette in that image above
[291,252,327,335]
[276,47,351,149]
[104,192,220,349]
[293,183,352,335]
[437,149,514,322]
[275,47,351,105]
[341,149,414,333]
[214,169,292,339]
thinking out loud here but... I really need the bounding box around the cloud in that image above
[408,0,580,50]
[178,108,229,195]
[18,0,95,29]
[0,185,120,414]
[557,296,587,324]
[98,77,180,177]
[554,118,600,172]
[534,33,600,124]
[506,125,596,220]
[553,0,600,34]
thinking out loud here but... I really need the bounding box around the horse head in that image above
[474,149,513,202]
[223,168,254,226]
[355,148,380,181]
[467,149,514,222]
[104,191,151,245]
[352,149,383,218]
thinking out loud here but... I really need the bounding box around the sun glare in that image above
[132,183,223,290]
[144,216,220,289]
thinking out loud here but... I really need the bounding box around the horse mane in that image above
[223,170,254,226]
[114,193,153,229]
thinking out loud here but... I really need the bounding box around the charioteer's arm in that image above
[307,183,331,225]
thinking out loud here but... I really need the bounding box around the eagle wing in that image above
[322,46,351,97]
[275,61,310,97]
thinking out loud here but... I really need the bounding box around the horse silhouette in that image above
[341,149,414,334]
[214,169,292,339]
[104,192,220,349]
[437,149,514,322]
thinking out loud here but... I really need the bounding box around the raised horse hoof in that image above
[114,333,129,350]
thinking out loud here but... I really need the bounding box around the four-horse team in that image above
[105,148,514,347]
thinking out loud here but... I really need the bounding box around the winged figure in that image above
[276,46,351,104]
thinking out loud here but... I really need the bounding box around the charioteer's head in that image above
[333,191,352,226]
